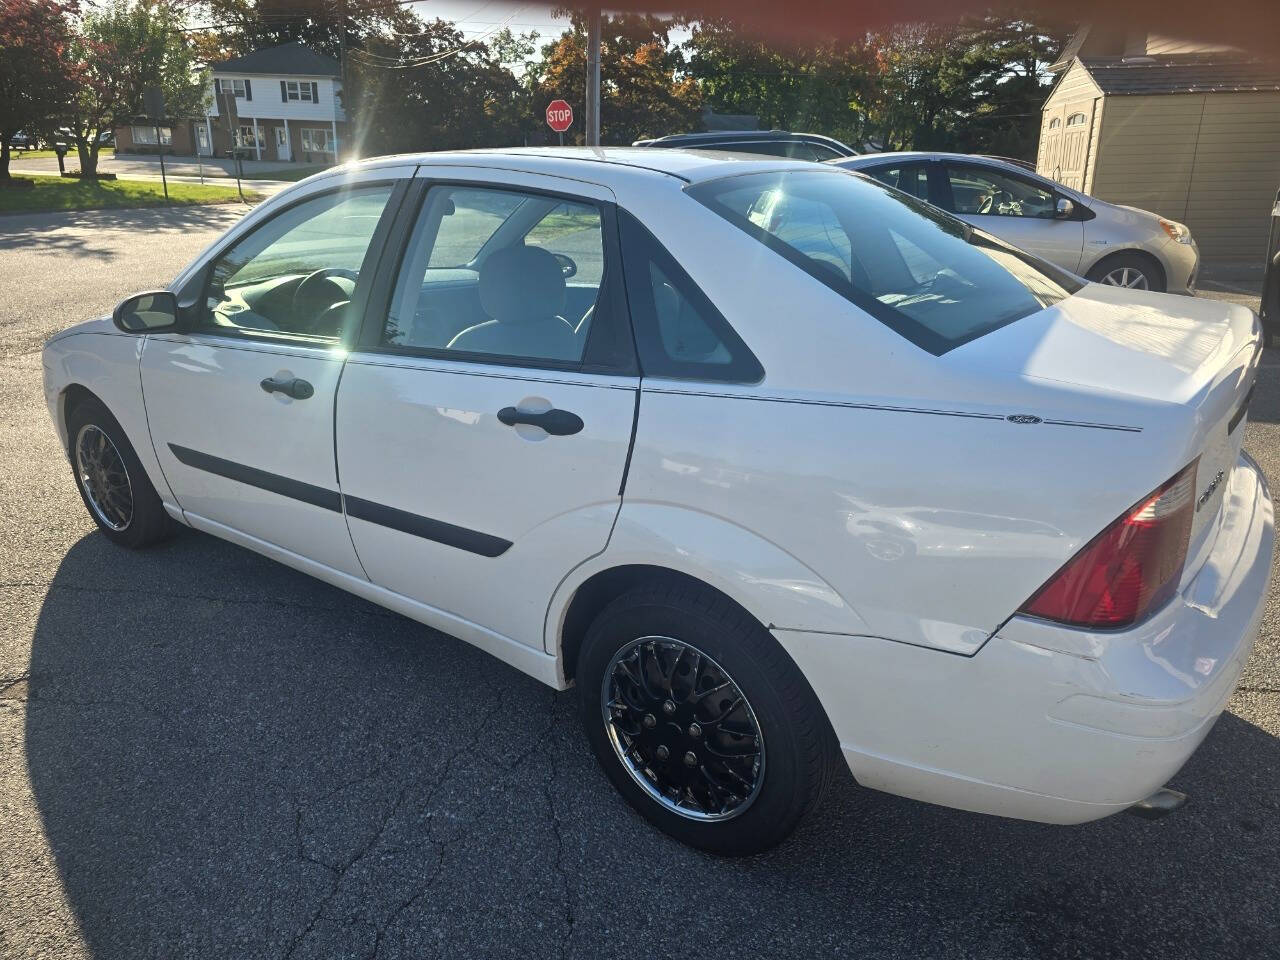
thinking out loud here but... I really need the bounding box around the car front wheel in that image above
[1087,253,1165,292]
[67,396,173,548]
[578,581,837,855]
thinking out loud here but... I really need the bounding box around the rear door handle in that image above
[497,406,583,436]
[260,376,314,400]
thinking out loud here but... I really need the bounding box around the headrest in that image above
[478,244,566,324]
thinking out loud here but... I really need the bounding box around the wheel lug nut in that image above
[687,723,702,739]
[683,751,698,767]
[662,700,676,716]
[642,714,656,729]
[655,745,670,761]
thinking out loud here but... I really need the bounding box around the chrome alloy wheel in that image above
[1101,266,1150,289]
[74,423,134,532]
[601,636,765,821]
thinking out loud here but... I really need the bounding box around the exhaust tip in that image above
[1126,787,1188,820]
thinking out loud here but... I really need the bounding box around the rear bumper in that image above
[775,451,1274,824]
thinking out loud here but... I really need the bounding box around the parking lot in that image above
[2,204,1279,959]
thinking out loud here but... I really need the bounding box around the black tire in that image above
[1085,252,1166,292]
[66,396,173,548]
[578,581,837,855]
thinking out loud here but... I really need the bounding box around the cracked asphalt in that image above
[2,206,1280,960]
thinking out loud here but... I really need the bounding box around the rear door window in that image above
[385,185,606,366]
[864,163,931,201]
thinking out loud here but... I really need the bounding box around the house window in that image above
[218,78,248,98]
[1047,117,1061,129]
[1066,113,1087,126]
[301,128,334,154]
[131,125,172,146]
[236,125,265,149]
[285,81,315,102]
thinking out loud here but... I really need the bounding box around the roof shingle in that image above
[1080,54,1280,95]
[211,42,339,78]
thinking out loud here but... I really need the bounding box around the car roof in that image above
[836,151,1036,172]
[348,146,841,189]
[636,130,847,145]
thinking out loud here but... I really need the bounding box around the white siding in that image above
[207,75,345,123]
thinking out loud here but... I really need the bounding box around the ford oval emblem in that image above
[1006,414,1043,425]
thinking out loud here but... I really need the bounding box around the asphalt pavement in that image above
[2,205,1279,960]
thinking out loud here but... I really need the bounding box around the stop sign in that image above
[545,99,574,134]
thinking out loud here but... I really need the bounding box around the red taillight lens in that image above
[1020,462,1198,629]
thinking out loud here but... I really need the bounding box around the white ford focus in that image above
[43,149,1273,854]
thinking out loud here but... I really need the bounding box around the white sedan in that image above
[42,149,1273,854]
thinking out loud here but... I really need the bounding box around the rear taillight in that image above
[1020,462,1198,629]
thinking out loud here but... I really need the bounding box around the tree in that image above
[863,15,1068,157]
[0,0,78,181]
[64,0,209,178]
[532,12,700,146]
[188,0,420,62]
[348,18,536,155]
[684,12,1067,159]
[685,19,877,148]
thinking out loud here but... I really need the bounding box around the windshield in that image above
[688,169,1081,354]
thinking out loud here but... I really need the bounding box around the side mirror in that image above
[1055,197,1075,219]
[112,290,179,333]
[552,252,578,279]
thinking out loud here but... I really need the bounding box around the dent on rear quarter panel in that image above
[45,332,179,508]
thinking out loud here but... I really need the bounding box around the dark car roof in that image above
[632,131,858,157]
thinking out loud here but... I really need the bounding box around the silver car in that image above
[832,152,1199,294]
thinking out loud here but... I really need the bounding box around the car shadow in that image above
[19,530,1280,959]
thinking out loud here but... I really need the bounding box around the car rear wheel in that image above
[577,580,837,855]
[67,397,173,548]
[1087,253,1165,292]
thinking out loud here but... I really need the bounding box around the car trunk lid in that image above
[951,283,1262,553]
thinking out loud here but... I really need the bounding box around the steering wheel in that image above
[978,190,1014,215]
[291,267,359,334]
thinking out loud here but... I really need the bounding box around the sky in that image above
[409,2,572,40]
[409,2,692,48]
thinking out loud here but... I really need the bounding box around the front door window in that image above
[202,185,394,340]
[944,164,1057,218]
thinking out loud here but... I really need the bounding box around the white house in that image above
[201,42,348,162]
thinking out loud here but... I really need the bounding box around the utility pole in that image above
[584,6,601,147]
[336,0,347,159]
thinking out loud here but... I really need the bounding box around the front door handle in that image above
[260,376,314,400]
[497,406,583,436]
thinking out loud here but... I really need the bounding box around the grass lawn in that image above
[0,173,260,214]
[258,164,335,182]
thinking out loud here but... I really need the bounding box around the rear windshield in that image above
[687,169,1081,354]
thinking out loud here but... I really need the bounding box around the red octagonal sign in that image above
[545,99,574,134]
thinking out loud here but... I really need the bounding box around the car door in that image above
[939,161,1085,272]
[140,169,411,576]
[336,168,639,650]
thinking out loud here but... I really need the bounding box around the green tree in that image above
[531,12,700,146]
[864,15,1069,157]
[0,0,78,180]
[685,19,876,147]
[64,0,209,178]
[348,17,536,155]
